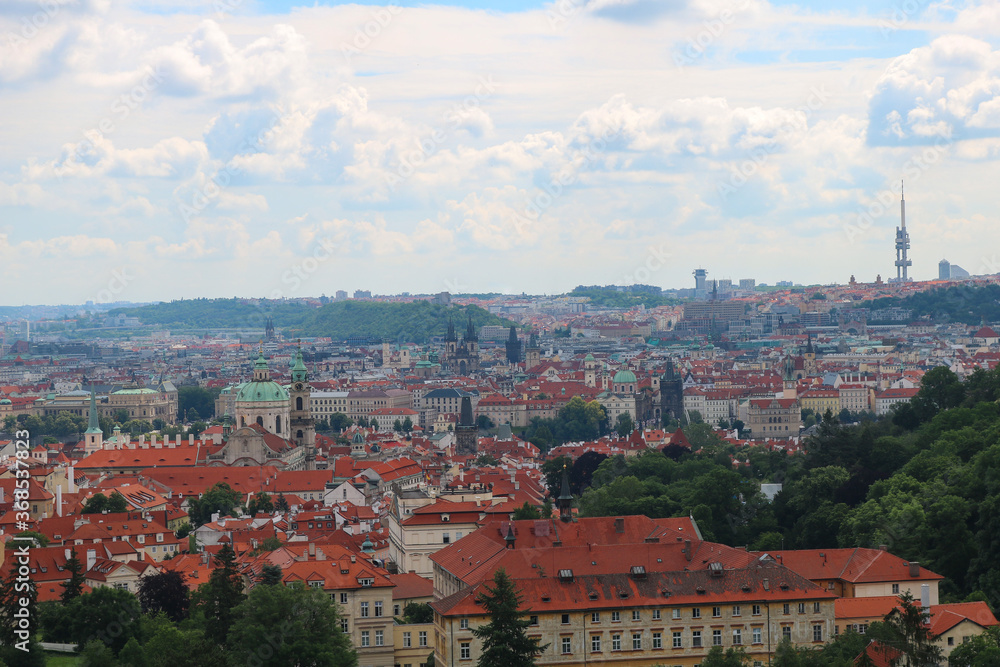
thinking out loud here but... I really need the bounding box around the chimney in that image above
[56,485,62,517]
[86,549,96,572]
[309,543,316,557]
[879,544,887,551]
[211,512,219,524]
[201,551,209,565]
[683,539,692,562]
[188,434,194,446]
[139,434,146,448]
[614,517,625,534]
[909,561,920,578]
[920,583,930,612]
[0,486,4,504]
[64,548,70,560]
[168,437,176,449]
[176,434,182,447]
[316,548,326,561]
[68,466,75,493]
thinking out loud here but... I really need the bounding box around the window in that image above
[612,634,621,651]
[591,636,601,653]
[783,603,790,615]
[732,605,741,617]
[419,631,428,647]
[529,616,539,626]
[394,604,401,616]
[633,633,642,650]
[375,630,384,647]
[712,606,721,618]
[611,611,621,622]
[892,583,900,594]
[460,618,469,630]
[672,631,682,648]
[403,632,411,647]
[813,602,821,614]
[782,626,791,641]
[752,605,761,616]
[798,603,806,614]
[652,609,661,620]
[443,532,450,544]
[948,637,954,646]
[340,618,348,633]
[692,608,701,619]
[361,631,370,647]
[754,662,763,667]
[692,631,702,648]
[562,637,572,654]
[733,628,743,645]
[752,628,762,644]
[375,601,383,617]
[360,602,369,617]
[561,614,570,624]
[672,609,681,620]
[632,610,641,622]
[813,625,823,642]
[460,642,470,660]
[713,630,722,646]
[340,593,348,604]
[592,612,601,623]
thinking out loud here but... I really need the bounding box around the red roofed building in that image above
[746,397,801,439]
[875,387,920,416]
[430,515,834,667]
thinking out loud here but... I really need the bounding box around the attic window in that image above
[441,514,450,522]
[741,585,751,593]
[558,569,574,582]
[588,592,598,600]
[696,587,706,594]
[630,565,646,578]
[709,562,723,577]
[779,583,789,590]
[618,591,629,599]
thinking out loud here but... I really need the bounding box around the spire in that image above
[85,386,102,435]
[466,314,477,342]
[291,340,308,383]
[558,464,573,523]
[446,317,457,342]
[504,523,516,548]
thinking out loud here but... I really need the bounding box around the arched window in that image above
[296,397,303,411]
[275,416,282,433]
[241,416,246,427]
[297,430,304,439]
[256,416,264,427]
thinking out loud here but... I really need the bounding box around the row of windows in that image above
[358,630,385,647]
[401,631,429,647]
[542,625,823,655]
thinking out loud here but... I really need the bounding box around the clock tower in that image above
[289,343,317,469]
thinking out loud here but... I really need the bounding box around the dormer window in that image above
[441,514,450,522]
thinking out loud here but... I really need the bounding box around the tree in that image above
[275,493,290,513]
[477,414,495,430]
[865,592,944,667]
[137,570,190,622]
[81,490,128,514]
[512,501,541,520]
[948,625,1000,666]
[402,602,435,624]
[402,416,413,432]
[193,543,245,644]
[701,645,751,666]
[60,547,86,603]
[471,568,548,667]
[226,582,357,667]
[475,453,500,467]
[259,564,284,586]
[247,491,274,517]
[615,412,634,437]
[70,587,143,653]
[0,566,44,666]
[393,418,403,432]
[14,530,49,547]
[370,418,379,430]
[329,412,352,432]
[187,482,241,526]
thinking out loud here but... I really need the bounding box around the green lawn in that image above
[44,651,79,666]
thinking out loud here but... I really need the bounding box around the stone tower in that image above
[455,396,477,455]
[288,343,316,469]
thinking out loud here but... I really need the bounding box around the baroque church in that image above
[210,346,318,470]
[440,316,480,374]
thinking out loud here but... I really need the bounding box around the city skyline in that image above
[3,0,1000,303]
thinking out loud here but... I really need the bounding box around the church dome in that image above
[612,369,637,384]
[235,382,289,403]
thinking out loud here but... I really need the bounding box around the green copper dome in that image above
[612,369,637,384]
[235,381,289,403]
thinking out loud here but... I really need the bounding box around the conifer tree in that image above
[60,546,86,603]
[471,568,548,667]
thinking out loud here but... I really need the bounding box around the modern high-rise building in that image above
[693,268,708,297]
[894,182,912,282]
[939,259,951,280]
[739,278,756,291]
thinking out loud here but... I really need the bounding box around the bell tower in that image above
[288,342,316,469]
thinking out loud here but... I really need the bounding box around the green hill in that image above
[862,283,1000,325]
[109,298,513,343]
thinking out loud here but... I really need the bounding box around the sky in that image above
[3,0,1000,304]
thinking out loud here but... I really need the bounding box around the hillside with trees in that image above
[108,299,513,342]
[862,282,1000,324]
[574,363,1000,611]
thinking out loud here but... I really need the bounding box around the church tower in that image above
[803,334,817,376]
[455,396,477,455]
[659,360,684,425]
[445,318,458,358]
[525,333,540,371]
[84,387,104,455]
[505,326,521,364]
[464,315,479,359]
[583,353,598,388]
[288,343,316,469]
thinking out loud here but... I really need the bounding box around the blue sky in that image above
[1,0,1000,303]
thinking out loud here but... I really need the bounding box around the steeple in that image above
[291,341,308,383]
[85,386,102,435]
[465,314,478,342]
[558,465,573,523]
[446,317,457,342]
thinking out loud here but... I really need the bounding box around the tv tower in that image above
[894,181,912,282]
